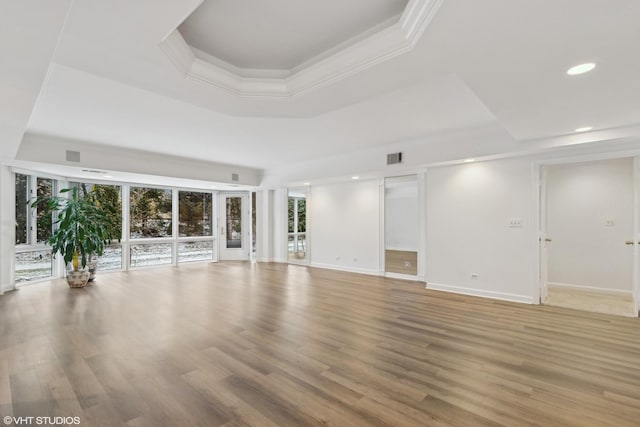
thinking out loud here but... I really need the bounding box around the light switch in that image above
[508,218,523,227]
[605,219,616,227]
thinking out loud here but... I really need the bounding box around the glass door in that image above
[218,193,250,260]
[288,187,308,264]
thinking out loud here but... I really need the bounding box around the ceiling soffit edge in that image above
[159,0,443,98]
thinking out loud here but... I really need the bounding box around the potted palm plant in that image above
[32,186,120,288]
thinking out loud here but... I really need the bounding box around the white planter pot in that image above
[66,269,90,288]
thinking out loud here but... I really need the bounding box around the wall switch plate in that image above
[605,219,616,226]
[508,218,523,227]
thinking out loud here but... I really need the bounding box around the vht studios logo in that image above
[3,416,81,425]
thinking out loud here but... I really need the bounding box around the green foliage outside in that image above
[130,187,172,238]
[32,186,121,269]
[288,197,306,233]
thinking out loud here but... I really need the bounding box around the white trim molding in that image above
[427,282,535,304]
[547,282,634,297]
[159,0,443,98]
[385,272,422,282]
[310,262,380,277]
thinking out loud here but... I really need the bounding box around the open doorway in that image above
[384,175,418,277]
[540,157,636,317]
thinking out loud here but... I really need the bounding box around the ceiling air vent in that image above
[66,150,81,162]
[387,152,402,165]
[231,173,239,182]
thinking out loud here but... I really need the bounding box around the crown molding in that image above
[159,0,443,98]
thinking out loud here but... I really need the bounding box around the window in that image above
[178,241,213,263]
[71,182,123,271]
[14,173,56,283]
[251,192,256,254]
[15,173,28,245]
[130,243,172,267]
[99,244,123,271]
[226,197,242,248]
[36,178,53,244]
[14,173,221,281]
[130,187,172,238]
[15,249,53,283]
[288,192,307,262]
[179,191,212,237]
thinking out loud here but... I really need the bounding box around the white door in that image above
[541,158,635,314]
[218,193,250,261]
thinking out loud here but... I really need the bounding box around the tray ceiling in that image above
[179,0,409,71]
[163,0,441,98]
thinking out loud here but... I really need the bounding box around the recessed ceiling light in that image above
[303,182,310,186]
[103,175,113,178]
[575,126,593,133]
[566,62,596,75]
[351,176,359,180]
[464,158,475,163]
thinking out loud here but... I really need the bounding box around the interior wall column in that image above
[272,188,288,263]
[0,164,15,292]
[256,189,273,262]
[417,169,427,282]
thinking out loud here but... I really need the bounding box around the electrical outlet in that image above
[353,258,358,262]
[471,273,479,279]
[508,218,523,227]
[335,256,341,261]
[404,261,411,267]
[605,219,616,227]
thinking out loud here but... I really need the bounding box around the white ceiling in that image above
[3,0,640,186]
[179,0,408,70]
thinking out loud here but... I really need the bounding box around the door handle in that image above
[626,241,634,245]
[544,238,552,243]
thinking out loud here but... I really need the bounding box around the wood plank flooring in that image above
[384,250,418,275]
[545,285,635,317]
[1,262,639,426]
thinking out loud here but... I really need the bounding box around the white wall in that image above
[545,158,633,292]
[18,133,262,186]
[385,176,418,251]
[0,164,15,292]
[255,188,288,262]
[426,158,535,303]
[310,179,380,275]
[272,188,288,263]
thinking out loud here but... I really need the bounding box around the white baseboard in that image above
[427,282,534,304]
[547,282,633,296]
[256,258,287,263]
[384,272,422,282]
[309,262,380,277]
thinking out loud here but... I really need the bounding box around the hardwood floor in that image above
[384,250,418,275]
[544,285,635,317]
[1,262,639,426]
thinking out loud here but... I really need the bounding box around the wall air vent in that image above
[66,150,80,162]
[387,152,403,165]
[231,173,239,182]
[81,169,108,174]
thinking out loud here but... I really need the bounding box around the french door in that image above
[218,193,250,261]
